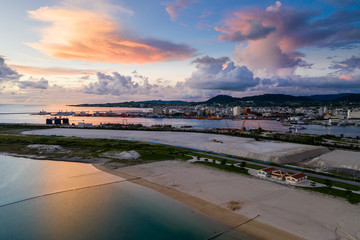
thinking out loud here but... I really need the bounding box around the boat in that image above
[289,125,306,130]
[321,121,332,127]
[39,110,50,115]
[52,110,75,116]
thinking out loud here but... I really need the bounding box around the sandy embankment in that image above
[96,161,360,240]
[22,129,328,163]
[305,150,360,172]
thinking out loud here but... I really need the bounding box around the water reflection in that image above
[0,155,120,206]
[0,156,258,240]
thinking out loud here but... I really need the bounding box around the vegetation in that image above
[307,176,360,191]
[302,187,360,204]
[0,134,192,165]
[194,161,250,176]
[0,124,52,134]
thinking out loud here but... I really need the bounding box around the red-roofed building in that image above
[285,173,307,184]
[257,167,277,178]
[271,170,288,181]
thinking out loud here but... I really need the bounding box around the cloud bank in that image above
[18,78,49,89]
[27,6,196,64]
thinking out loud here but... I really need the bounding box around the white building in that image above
[285,173,307,184]
[348,110,360,119]
[233,106,241,116]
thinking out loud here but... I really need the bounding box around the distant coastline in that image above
[69,93,360,108]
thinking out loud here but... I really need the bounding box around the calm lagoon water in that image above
[0,155,257,240]
[0,104,359,137]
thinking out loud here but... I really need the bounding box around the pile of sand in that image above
[27,144,67,153]
[304,150,360,176]
[101,150,140,160]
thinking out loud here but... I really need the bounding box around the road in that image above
[198,152,360,187]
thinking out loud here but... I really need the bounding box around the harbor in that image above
[0,104,359,138]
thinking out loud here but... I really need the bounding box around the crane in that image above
[240,117,246,134]
[224,118,229,128]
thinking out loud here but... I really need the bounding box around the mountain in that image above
[336,94,360,102]
[139,100,187,104]
[205,95,238,104]
[70,100,188,107]
[307,93,350,101]
[72,93,360,108]
[206,94,312,104]
[240,94,311,102]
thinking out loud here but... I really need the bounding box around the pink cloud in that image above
[26,7,195,64]
[164,0,197,21]
[216,1,360,77]
[10,64,99,76]
[340,74,356,81]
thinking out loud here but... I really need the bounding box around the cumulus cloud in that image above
[186,56,260,91]
[81,71,219,101]
[0,57,22,82]
[164,0,197,21]
[84,72,138,95]
[26,6,196,64]
[18,78,49,89]
[216,1,360,77]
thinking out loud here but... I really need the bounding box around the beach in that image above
[96,160,360,240]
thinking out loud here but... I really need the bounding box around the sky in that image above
[0,0,359,104]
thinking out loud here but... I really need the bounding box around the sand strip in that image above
[94,163,305,240]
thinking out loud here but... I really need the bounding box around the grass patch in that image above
[190,152,263,170]
[302,187,360,204]
[0,133,193,165]
[194,161,250,175]
[0,125,52,134]
[307,176,360,191]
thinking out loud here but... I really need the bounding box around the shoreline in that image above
[93,163,305,240]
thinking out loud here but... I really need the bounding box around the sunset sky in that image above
[0,0,359,104]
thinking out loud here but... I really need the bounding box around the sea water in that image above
[0,155,258,240]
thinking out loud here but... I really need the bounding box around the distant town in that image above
[44,93,360,128]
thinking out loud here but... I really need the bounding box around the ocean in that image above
[0,155,257,240]
[0,104,359,137]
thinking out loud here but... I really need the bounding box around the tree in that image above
[325,179,332,188]
[346,188,352,196]
[240,161,246,169]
